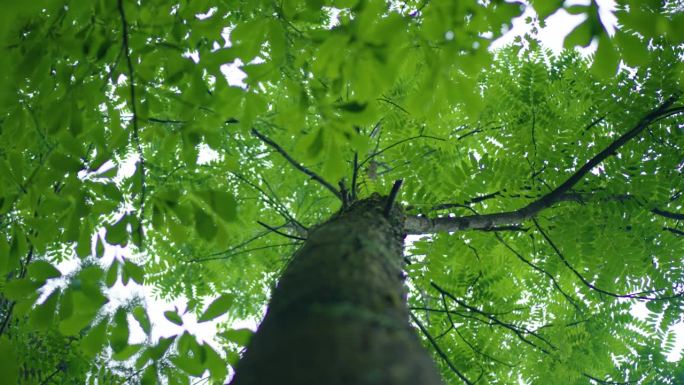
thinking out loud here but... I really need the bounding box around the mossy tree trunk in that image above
[230,195,443,385]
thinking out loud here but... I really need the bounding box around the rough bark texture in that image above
[230,195,444,385]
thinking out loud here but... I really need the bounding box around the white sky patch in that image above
[197,143,222,164]
[221,60,248,88]
[491,0,617,55]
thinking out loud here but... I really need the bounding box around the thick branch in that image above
[384,179,404,216]
[664,227,684,236]
[405,96,680,234]
[118,0,146,246]
[251,129,343,201]
[651,208,684,221]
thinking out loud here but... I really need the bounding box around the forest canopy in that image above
[0,0,683,384]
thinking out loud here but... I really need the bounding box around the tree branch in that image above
[664,226,684,236]
[384,179,403,216]
[409,311,474,385]
[358,133,445,170]
[493,233,581,312]
[191,242,300,263]
[405,96,680,234]
[431,282,555,353]
[118,0,146,247]
[257,221,307,241]
[582,372,639,385]
[251,128,343,201]
[437,290,515,367]
[533,218,684,301]
[351,152,359,202]
[651,208,684,221]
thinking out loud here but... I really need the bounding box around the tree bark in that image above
[230,195,443,385]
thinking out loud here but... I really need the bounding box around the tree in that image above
[0,0,683,384]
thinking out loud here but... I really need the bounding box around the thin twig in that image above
[359,134,445,170]
[377,97,410,114]
[39,366,63,385]
[191,243,301,263]
[409,312,474,385]
[118,0,146,247]
[533,218,684,301]
[493,233,581,312]
[251,128,342,201]
[582,373,639,385]
[257,221,306,241]
[432,282,556,353]
[439,291,515,367]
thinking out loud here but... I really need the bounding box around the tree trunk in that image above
[230,195,443,385]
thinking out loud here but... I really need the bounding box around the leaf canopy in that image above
[0,0,683,384]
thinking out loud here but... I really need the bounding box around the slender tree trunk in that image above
[230,195,443,385]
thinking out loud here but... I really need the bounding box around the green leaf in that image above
[110,309,130,352]
[140,365,158,385]
[0,337,18,385]
[198,190,237,223]
[193,204,217,241]
[0,236,9,275]
[306,128,325,159]
[124,259,145,284]
[565,5,589,15]
[76,228,92,258]
[198,294,234,322]
[78,265,105,284]
[105,260,119,288]
[49,152,83,173]
[105,216,129,246]
[133,306,151,335]
[591,34,619,78]
[164,310,184,326]
[58,283,107,335]
[615,31,649,67]
[58,289,74,321]
[27,260,61,282]
[564,20,593,48]
[3,278,41,301]
[150,336,176,360]
[530,0,563,20]
[81,318,109,356]
[95,235,105,258]
[28,289,60,330]
[170,354,205,376]
[113,344,143,361]
[338,101,367,112]
[226,350,241,368]
[230,20,267,62]
[220,328,253,347]
[203,344,228,381]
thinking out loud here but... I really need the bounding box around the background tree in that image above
[0,0,683,384]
